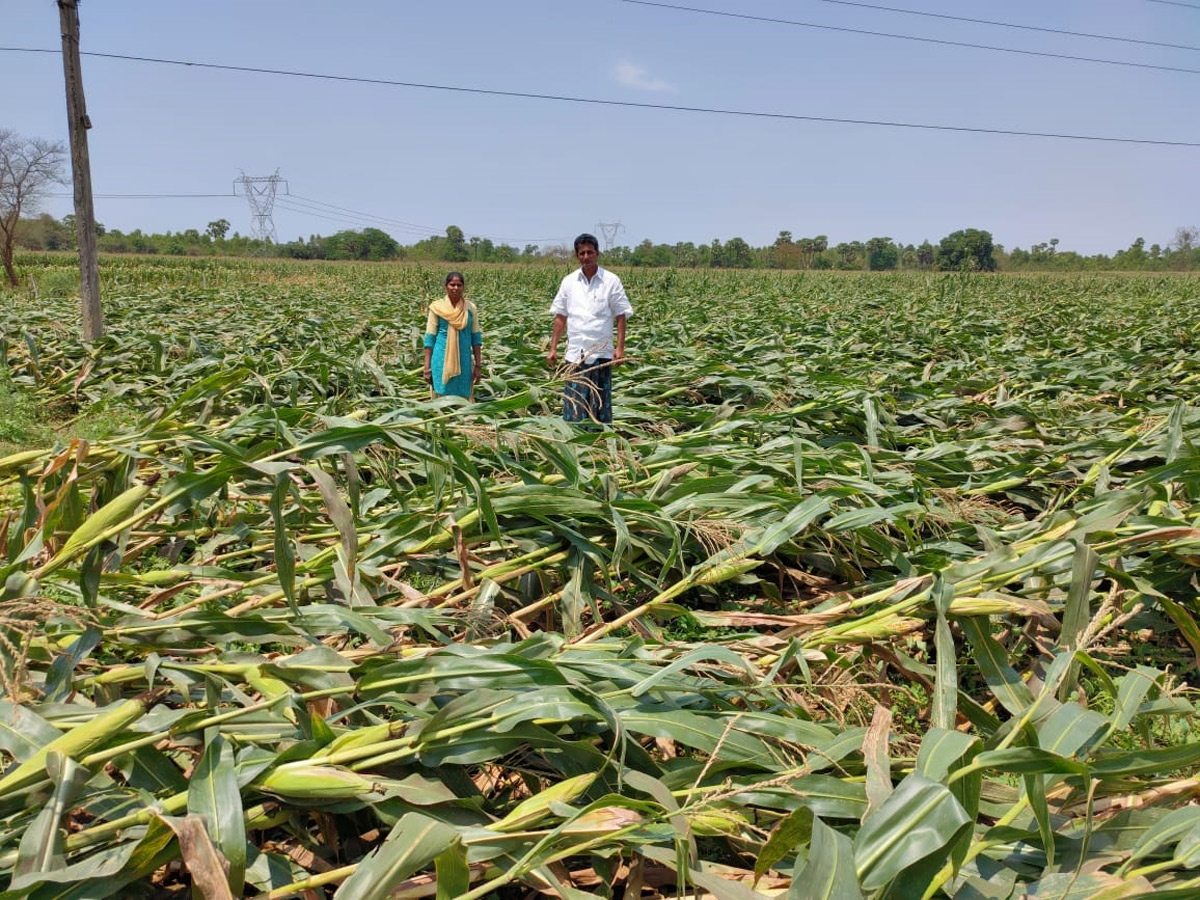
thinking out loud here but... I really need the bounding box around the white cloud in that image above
[613,60,677,93]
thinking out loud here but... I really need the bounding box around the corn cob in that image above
[254,764,375,800]
[0,690,162,796]
[0,448,47,474]
[325,721,406,755]
[687,806,750,837]
[494,772,598,832]
[34,482,153,577]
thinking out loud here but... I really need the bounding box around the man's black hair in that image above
[574,233,599,253]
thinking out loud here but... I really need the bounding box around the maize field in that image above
[0,256,1199,898]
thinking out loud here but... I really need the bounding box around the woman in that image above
[423,271,482,398]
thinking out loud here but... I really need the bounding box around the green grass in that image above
[0,376,50,451]
[0,374,139,455]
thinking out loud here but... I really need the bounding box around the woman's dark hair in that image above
[573,234,599,253]
[445,271,465,285]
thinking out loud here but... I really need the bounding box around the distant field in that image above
[1,257,1199,898]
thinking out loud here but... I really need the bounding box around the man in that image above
[546,233,634,424]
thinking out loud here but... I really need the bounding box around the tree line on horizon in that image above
[3,128,1194,279]
[13,213,1200,273]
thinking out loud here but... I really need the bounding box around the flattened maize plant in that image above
[1,255,1199,897]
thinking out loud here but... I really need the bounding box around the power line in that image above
[280,199,566,246]
[274,200,440,240]
[1145,0,1200,9]
[273,198,427,236]
[275,192,561,240]
[3,47,1197,147]
[13,19,1200,82]
[281,195,568,244]
[288,194,445,234]
[49,192,233,198]
[276,197,436,237]
[610,3,1200,77]
[46,186,565,245]
[799,0,1200,53]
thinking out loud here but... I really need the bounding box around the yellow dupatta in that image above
[429,296,471,383]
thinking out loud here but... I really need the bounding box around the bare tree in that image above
[0,128,68,287]
[1173,226,1198,254]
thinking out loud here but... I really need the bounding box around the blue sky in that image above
[3,0,1197,255]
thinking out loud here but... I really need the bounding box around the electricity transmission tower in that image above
[234,170,288,242]
[595,220,624,251]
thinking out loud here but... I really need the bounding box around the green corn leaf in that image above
[755,806,813,884]
[854,773,970,891]
[188,735,245,896]
[434,838,470,900]
[1026,769,1055,868]
[959,617,1035,717]
[333,813,458,900]
[932,574,957,732]
[270,472,297,611]
[1123,806,1200,872]
[793,817,863,899]
[13,753,88,881]
[1035,702,1108,759]
[1109,667,1160,736]
[1059,539,1099,652]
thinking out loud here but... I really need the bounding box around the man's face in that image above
[576,244,599,272]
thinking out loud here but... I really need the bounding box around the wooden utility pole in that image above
[58,0,103,341]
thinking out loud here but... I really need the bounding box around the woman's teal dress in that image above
[424,305,481,397]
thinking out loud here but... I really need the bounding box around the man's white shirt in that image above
[550,266,634,364]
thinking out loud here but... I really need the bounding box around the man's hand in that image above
[613,348,626,366]
[422,366,432,383]
[548,314,567,369]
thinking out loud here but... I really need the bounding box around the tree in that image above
[18,213,72,251]
[833,241,864,270]
[1173,226,1198,253]
[0,129,68,286]
[866,237,899,271]
[914,241,935,269]
[674,241,700,267]
[772,230,801,269]
[936,229,996,272]
[323,227,399,261]
[1115,237,1148,269]
[723,237,753,268]
[444,225,468,262]
[206,218,230,241]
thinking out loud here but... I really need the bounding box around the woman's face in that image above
[446,277,464,299]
